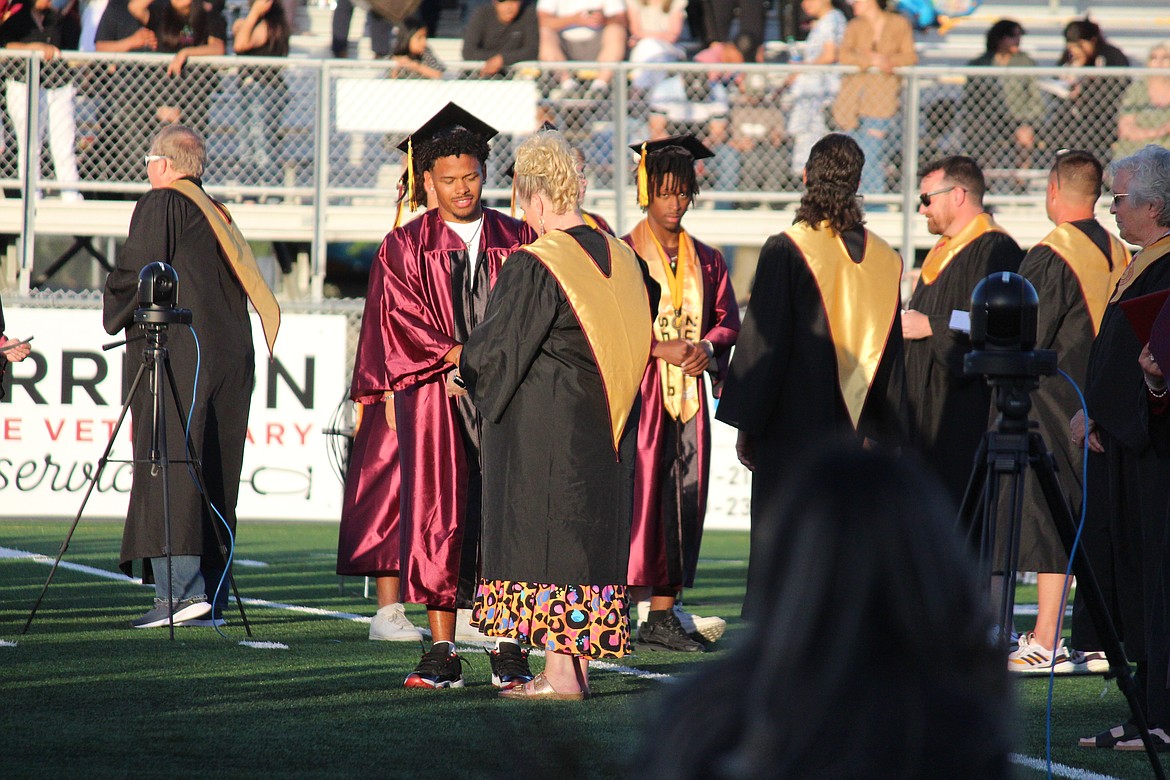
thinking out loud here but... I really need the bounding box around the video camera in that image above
[133,262,192,326]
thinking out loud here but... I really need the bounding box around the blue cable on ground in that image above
[184,325,236,640]
[1043,369,1092,778]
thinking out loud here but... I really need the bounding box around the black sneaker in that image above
[131,596,211,629]
[403,644,466,689]
[637,610,705,652]
[488,643,534,689]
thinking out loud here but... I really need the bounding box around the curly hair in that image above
[1111,145,1170,228]
[513,130,579,215]
[645,147,700,204]
[416,128,490,175]
[793,134,865,234]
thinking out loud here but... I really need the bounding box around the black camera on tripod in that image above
[964,271,1057,424]
[133,262,192,327]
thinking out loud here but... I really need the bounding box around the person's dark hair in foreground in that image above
[640,444,1013,779]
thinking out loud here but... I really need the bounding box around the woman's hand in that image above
[167,49,189,76]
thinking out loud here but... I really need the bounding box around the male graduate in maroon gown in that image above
[350,103,537,689]
[716,134,908,614]
[621,135,740,651]
[904,156,1024,503]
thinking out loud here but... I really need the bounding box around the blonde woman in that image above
[458,130,655,700]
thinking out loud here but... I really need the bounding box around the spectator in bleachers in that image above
[626,0,687,92]
[962,19,1042,193]
[330,0,391,59]
[389,14,445,78]
[537,0,628,95]
[833,0,916,199]
[80,0,109,51]
[1112,43,1170,161]
[232,0,290,189]
[461,0,538,77]
[93,0,156,184]
[1,0,84,200]
[696,0,763,60]
[1045,18,1129,163]
[785,0,845,176]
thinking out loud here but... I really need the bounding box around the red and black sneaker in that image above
[488,643,534,689]
[403,643,466,689]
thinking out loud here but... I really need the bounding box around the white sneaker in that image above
[453,608,492,643]
[1008,632,1074,674]
[636,600,651,629]
[1068,648,1111,674]
[673,604,726,643]
[369,603,423,642]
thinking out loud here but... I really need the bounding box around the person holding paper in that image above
[717,133,908,616]
[0,296,32,400]
[1070,144,1170,752]
[903,155,1023,503]
[1005,150,1129,675]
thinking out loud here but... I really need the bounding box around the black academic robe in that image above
[102,180,254,577]
[1008,220,1121,572]
[0,296,9,400]
[1069,244,1170,673]
[716,227,907,610]
[905,230,1023,503]
[460,227,656,585]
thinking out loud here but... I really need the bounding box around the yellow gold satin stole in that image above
[1109,234,1170,304]
[919,213,1006,286]
[526,231,652,452]
[1038,223,1130,334]
[786,222,902,429]
[628,220,704,422]
[167,179,281,355]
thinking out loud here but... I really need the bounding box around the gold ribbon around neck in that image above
[1110,234,1170,304]
[919,212,1006,286]
[1037,222,1130,334]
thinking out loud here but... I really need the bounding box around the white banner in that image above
[706,400,752,532]
[1,308,348,521]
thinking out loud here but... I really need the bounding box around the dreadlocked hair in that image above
[646,147,700,205]
[417,128,490,175]
[794,133,865,234]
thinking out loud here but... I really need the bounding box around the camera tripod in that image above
[958,376,1166,777]
[22,310,252,640]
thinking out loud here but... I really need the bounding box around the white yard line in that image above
[1010,754,1122,780]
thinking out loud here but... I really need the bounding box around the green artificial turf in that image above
[0,521,1162,779]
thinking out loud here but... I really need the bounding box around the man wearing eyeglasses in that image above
[1004,150,1129,676]
[102,125,279,630]
[903,155,1023,503]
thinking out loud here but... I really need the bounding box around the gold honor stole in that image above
[1109,234,1170,304]
[786,222,903,430]
[1038,223,1130,334]
[526,231,652,452]
[628,219,704,422]
[919,212,1006,286]
[583,212,604,232]
[167,179,281,355]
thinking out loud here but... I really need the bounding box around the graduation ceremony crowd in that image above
[9,69,1170,770]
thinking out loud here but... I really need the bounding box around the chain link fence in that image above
[2,51,1163,297]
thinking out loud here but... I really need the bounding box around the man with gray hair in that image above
[1071,144,1170,750]
[103,125,279,630]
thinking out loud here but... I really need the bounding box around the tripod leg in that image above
[163,354,252,636]
[22,361,150,634]
[1029,433,1166,779]
[149,341,177,641]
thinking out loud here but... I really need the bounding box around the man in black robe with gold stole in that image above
[904,156,1023,504]
[1070,146,1170,750]
[717,134,907,614]
[1006,151,1129,674]
[103,125,279,629]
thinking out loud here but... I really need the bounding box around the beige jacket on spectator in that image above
[833,11,917,129]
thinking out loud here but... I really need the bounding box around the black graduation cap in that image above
[628,135,714,207]
[395,102,498,154]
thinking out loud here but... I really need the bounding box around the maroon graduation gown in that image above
[621,233,741,588]
[352,208,533,607]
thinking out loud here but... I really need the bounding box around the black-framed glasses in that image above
[919,186,959,208]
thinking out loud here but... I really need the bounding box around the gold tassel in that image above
[394,198,405,229]
[636,142,649,208]
[510,176,517,219]
[406,139,417,211]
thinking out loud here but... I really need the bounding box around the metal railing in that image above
[2,51,1164,298]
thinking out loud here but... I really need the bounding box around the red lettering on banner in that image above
[295,423,312,445]
[44,418,65,441]
[76,420,93,442]
[102,419,118,438]
[266,423,285,445]
[245,428,255,444]
[3,419,21,440]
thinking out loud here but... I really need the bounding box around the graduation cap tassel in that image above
[406,138,417,211]
[636,142,649,209]
[394,198,405,230]
[510,176,517,220]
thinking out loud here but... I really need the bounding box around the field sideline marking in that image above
[1009,754,1121,780]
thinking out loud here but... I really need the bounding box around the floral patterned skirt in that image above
[471,579,632,659]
